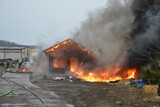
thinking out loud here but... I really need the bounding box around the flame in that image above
[70,66,137,82]
[53,58,59,68]
[45,40,69,53]
[53,57,67,68]
[18,68,29,73]
[70,58,78,72]
[70,67,76,73]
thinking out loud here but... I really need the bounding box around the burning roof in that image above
[44,39,95,56]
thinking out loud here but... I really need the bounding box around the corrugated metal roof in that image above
[0,47,26,50]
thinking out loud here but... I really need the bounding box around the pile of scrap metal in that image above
[52,75,83,82]
[7,68,17,73]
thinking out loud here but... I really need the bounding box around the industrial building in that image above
[0,46,38,60]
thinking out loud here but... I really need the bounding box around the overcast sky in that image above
[0,0,107,45]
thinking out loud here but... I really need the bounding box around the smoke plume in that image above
[125,0,160,69]
[72,0,160,73]
[72,0,134,67]
[30,38,49,76]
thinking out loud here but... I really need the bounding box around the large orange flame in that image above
[70,66,137,82]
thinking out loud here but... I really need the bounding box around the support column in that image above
[27,46,29,58]
[3,49,6,59]
[20,49,22,59]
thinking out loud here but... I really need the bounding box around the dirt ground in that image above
[1,69,160,107]
[31,75,160,107]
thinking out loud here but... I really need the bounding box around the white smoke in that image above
[30,36,49,76]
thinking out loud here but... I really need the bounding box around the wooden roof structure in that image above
[43,39,95,58]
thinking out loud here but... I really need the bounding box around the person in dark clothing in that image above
[6,61,10,69]
[18,61,22,69]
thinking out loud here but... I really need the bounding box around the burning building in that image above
[43,39,137,82]
[43,39,96,73]
[67,0,160,82]
[43,0,160,82]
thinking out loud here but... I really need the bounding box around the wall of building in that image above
[0,47,38,60]
[0,53,26,59]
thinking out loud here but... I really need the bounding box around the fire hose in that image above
[0,77,13,97]
[10,80,46,107]
[0,77,45,107]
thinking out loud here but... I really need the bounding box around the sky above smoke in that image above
[0,0,107,45]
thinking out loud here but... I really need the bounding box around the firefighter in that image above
[18,60,22,69]
[6,60,10,69]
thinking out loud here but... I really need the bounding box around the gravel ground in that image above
[31,75,160,107]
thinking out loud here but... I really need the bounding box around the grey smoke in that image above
[72,0,160,74]
[72,0,134,66]
[123,0,160,70]
[30,39,49,76]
